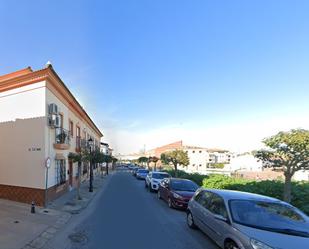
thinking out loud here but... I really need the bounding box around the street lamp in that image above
[88,137,94,192]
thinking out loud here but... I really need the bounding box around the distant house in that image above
[227,154,263,172]
[145,141,232,174]
[100,142,113,170]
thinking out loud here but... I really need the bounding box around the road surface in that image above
[68,169,219,249]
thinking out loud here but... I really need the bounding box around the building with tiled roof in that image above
[0,63,103,206]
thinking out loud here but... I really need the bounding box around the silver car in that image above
[187,188,309,249]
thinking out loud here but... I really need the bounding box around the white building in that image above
[0,64,103,206]
[181,146,232,174]
[226,154,263,172]
[100,142,113,170]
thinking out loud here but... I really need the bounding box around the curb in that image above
[21,173,114,249]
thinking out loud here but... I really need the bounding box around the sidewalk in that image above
[0,171,111,249]
[0,199,66,249]
[48,172,107,214]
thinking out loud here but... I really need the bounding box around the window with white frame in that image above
[55,159,66,185]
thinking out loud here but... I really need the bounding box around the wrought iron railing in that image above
[55,127,70,145]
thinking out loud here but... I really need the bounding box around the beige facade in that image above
[0,65,103,206]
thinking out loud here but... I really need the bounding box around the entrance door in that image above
[69,160,73,186]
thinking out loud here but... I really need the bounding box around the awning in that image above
[55,153,66,160]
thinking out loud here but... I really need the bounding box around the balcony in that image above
[54,128,71,150]
[75,138,89,152]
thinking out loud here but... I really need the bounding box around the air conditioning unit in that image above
[48,103,58,115]
[48,114,60,128]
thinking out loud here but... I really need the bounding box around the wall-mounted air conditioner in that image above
[48,103,59,115]
[48,114,60,128]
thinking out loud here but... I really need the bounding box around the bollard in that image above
[31,201,35,213]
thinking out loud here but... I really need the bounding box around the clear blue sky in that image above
[1,1,309,153]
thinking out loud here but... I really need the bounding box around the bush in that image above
[202,175,309,215]
[163,169,208,186]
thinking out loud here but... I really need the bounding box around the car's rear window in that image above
[152,173,170,179]
[170,180,198,192]
[138,170,149,173]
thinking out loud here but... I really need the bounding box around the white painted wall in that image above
[45,88,101,187]
[0,118,46,188]
[0,81,101,190]
[226,154,263,172]
[0,81,46,122]
[0,82,46,188]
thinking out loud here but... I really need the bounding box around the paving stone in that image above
[45,227,57,234]
[53,223,63,229]
[22,245,35,249]
[30,237,48,248]
[41,232,54,240]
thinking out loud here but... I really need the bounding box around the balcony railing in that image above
[81,138,88,149]
[54,128,71,150]
[75,137,100,152]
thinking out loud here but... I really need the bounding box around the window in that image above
[55,160,66,185]
[199,150,202,153]
[207,193,228,218]
[195,191,213,208]
[69,120,74,137]
[199,164,202,167]
[76,126,80,137]
[192,150,195,153]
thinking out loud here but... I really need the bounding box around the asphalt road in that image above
[69,169,219,249]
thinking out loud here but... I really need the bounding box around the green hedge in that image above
[202,174,309,215]
[163,169,208,186]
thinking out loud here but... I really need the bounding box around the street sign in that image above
[46,157,51,168]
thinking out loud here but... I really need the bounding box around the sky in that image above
[1,0,309,154]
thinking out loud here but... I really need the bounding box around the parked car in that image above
[145,172,171,192]
[136,169,149,180]
[157,178,198,209]
[128,164,138,170]
[132,167,140,176]
[187,189,309,249]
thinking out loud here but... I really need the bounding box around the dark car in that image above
[157,178,199,209]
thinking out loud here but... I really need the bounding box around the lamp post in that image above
[88,137,94,192]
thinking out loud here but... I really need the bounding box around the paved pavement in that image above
[53,169,219,249]
[0,198,66,249]
[0,171,108,249]
[23,173,108,249]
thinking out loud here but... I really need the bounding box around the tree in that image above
[255,129,309,202]
[68,150,88,200]
[111,156,118,170]
[138,156,149,166]
[103,155,113,175]
[160,150,189,177]
[149,156,159,171]
[82,148,105,192]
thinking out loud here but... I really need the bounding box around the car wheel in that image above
[149,185,153,192]
[157,190,162,199]
[187,211,197,229]
[224,241,239,249]
[168,198,173,208]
